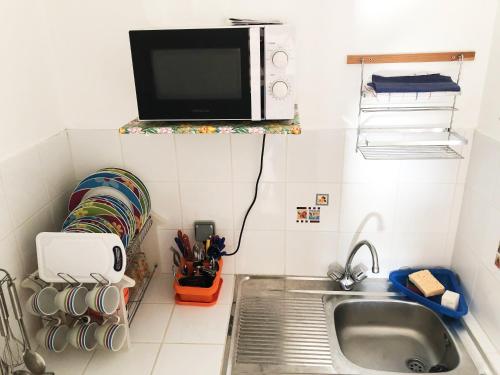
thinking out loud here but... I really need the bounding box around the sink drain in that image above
[406,358,427,373]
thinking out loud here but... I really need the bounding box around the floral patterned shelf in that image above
[119,111,301,135]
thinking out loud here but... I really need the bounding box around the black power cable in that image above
[223,134,266,257]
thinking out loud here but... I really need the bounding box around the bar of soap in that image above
[408,269,445,297]
[441,290,460,311]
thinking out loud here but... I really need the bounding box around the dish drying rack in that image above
[347,51,475,160]
[23,216,155,351]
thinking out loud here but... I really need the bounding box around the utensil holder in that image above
[173,259,223,306]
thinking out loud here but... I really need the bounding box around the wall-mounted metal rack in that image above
[347,51,475,160]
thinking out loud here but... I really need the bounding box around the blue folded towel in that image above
[367,74,460,93]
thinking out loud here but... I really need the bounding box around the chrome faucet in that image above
[328,240,379,291]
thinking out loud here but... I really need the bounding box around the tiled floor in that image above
[41,273,234,375]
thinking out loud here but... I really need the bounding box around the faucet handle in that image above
[327,262,345,281]
[351,263,369,282]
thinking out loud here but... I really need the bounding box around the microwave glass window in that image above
[151,48,242,100]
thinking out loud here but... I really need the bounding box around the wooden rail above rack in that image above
[347,51,475,64]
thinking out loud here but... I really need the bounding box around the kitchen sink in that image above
[222,276,487,374]
[333,300,459,373]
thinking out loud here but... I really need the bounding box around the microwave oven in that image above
[129,25,295,121]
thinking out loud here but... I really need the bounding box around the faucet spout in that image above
[339,240,379,291]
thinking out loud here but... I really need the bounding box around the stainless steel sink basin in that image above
[222,276,486,375]
[333,300,459,373]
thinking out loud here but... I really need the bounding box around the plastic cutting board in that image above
[36,232,126,283]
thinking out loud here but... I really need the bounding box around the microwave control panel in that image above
[264,26,295,120]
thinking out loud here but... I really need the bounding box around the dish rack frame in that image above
[347,51,475,160]
[22,216,155,351]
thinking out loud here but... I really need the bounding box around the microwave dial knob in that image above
[272,81,289,99]
[272,51,288,68]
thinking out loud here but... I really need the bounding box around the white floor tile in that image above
[143,273,175,304]
[42,347,93,375]
[130,303,174,343]
[164,304,231,344]
[83,343,160,375]
[152,344,224,375]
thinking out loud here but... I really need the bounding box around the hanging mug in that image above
[67,315,98,351]
[54,284,88,316]
[36,318,69,353]
[25,285,58,317]
[94,315,127,352]
[85,283,120,315]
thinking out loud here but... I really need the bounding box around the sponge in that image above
[408,269,445,297]
[441,290,460,311]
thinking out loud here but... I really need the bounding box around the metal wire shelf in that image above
[353,53,471,160]
[127,264,157,324]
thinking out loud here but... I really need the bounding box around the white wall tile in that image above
[466,131,500,199]
[50,192,70,229]
[164,304,231,344]
[394,183,455,233]
[121,134,178,182]
[84,343,160,375]
[343,129,399,184]
[338,232,395,277]
[456,187,489,254]
[0,177,14,240]
[398,159,459,184]
[480,206,500,277]
[143,226,177,273]
[231,134,286,182]
[286,231,338,276]
[175,134,231,182]
[147,182,182,229]
[456,128,474,184]
[339,183,396,233]
[286,183,341,231]
[153,344,224,375]
[38,131,75,199]
[471,267,500,352]
[179,182,233,229]
[68,129,123,179]
[233,182,285,231]
[451,231,478,302]
[14,205,55,275]
[0,146,50,226]
[0,234,24,281]
[393,232,450,269]
[235,230,285,275]
[130,303,174,343]
[287,129,344,183]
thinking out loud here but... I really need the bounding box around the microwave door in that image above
[129,28,254,120]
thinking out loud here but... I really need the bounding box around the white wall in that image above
[0,130,76,337]
[479,3,500,141]
[451,131,500,367]
[0,1,64,160]
[44,0,497,131]
[67,128,471,279]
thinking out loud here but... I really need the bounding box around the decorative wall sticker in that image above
[308,207,321,223]
[296,207,308,223]
[316,193,329,206]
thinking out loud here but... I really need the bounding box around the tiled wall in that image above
[67,128,471,279]
[0,131,76,335]
[451,131,500,357]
